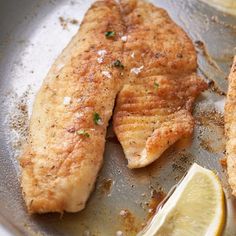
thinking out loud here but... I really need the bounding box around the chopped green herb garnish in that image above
[113,60,124,69]
[76,130,90,137]
[93,112,102,125]
[105,31,115,38]
[154,81,159,89]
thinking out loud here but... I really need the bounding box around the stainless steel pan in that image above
[0,0,236,235]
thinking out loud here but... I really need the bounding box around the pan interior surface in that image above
[0,0,236,235]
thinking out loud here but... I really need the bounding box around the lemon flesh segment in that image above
[139,163,225,236]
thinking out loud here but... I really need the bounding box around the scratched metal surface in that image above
[0,0,235,235]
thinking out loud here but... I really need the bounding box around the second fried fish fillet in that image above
[113,0,207,168]
[20,0,125,213]
[225,56,236,196]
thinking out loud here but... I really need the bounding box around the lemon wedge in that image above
[138,163,225,236]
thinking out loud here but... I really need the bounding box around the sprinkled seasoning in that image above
[119,209,128,216]
[97,49,107,64]
[97,57,104,64]
[76,130,90,137]
[63,96,71,105]
[130,66,144,75]
[97,50,107,56]
[121,35,127,42]
[102,71,112,79]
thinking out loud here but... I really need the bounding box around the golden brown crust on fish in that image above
[114,74,207,168]
[20,0,125,213]
[120,0,197,81]
[113,0,207,168]
[20,0,207,213]
[225,56,236,196]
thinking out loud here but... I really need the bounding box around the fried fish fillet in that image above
[113,0,207,168]
[20,0,125,213]
[225,56,236,196]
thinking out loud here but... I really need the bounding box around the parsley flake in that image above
[113,60,124,69]
[93,112,103,125]
[105,31,115,38]
[154,81,159,89]
[76,130,90,137]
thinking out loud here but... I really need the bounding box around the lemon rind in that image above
[138,163,225,236]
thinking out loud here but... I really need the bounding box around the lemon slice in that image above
[138,163,225,236]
